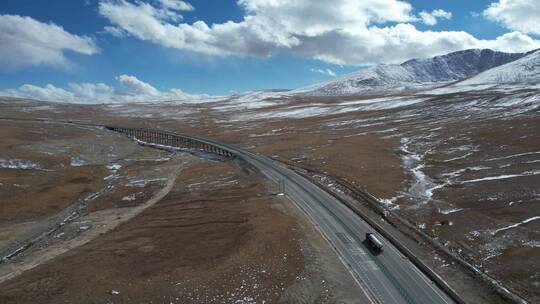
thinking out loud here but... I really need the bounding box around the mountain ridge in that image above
[299,48,531,96]
[457,49,540,85]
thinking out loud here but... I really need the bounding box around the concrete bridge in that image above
[106,126,234,158]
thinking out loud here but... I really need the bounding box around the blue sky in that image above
[0,0,539,101]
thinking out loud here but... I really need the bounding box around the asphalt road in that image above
[176,134,455,304]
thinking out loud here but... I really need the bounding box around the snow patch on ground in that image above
[236,106,330,120]
[124,157,171,162]
[440,166,490,179]
[233,96,430,121]
[491,216,540,235]
[461,170,540,184]
[248,128,283,138]
[524,241,540,248]
[107,163,122,172]
[484,151,540,162]
[70,157,87,167]
[127,178,167,187]
[104,163,123,181]
[379,197,401,211]
[438,207,464,215]
[0,158,41,170]
[214,91,289,111]
[400,138,442,205]
[357,97,429,111]
[122,193,137,201]
[426,83,496,95]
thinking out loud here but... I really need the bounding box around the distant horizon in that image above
[1,0,539,101]
[1,46,538,104]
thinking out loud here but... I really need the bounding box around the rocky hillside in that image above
[301,49,528,95]
[458,49,540,85]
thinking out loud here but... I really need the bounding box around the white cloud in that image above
[116,74,160,96]
[480,31,540,52]
[419,9,452,26]
[158,0,194,11]
[104,25,126,37]
[98,0,540,65]
[68,82,115,100]
[431,9,452,19]
[484,0,540,35]
[302,24,540,65]
[311,68,336,77]
[0,75,213,104]
[14,84,75,102]
[0,14,98,69]
[100,0,195,40]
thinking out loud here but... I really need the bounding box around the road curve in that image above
[158,132,456,304]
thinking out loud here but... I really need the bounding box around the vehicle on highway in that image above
[365,232,383,252]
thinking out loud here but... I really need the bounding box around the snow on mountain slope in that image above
[213,90,291,111]
[300,49,527,96]
[458,49,540,85]
[294,64,417,95]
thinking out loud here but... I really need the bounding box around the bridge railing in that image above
[105,126,234,158]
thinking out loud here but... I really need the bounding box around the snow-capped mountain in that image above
[457,49,540,85]
[301,49,528,96]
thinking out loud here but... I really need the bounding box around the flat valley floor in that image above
[0,87,538,303]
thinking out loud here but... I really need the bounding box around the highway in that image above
[171,133,455,304]
[0,118,492,303]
